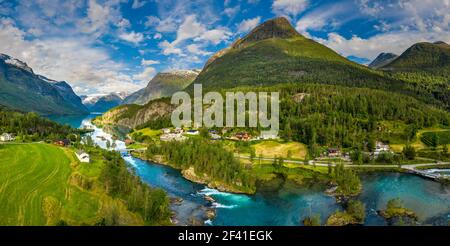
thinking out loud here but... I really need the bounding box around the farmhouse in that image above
[185,130,199,135]
[160,133,187,142]
[54,139,70,147]
[374,141,391,156]
[0,133,14,142]
[327,148,341,157]
[234,132,251,141]
[75,150,90,163]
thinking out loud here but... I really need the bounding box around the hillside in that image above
[0,54,88,115]
[381,41,450,72]
[123,70,199,105]
[82,92,127,113]
[0,143,170,225]
[94,98,174,129]
[190,17,446,108]
[369,53,398,69]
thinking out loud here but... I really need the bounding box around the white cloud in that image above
[195,28,232,45]
[237,17,261,33]
[158,40,184,56]
[153,33,162,39]
[224,6,240,18]
[132,0,147,9]
[133,66,156,82]
[317,31,450,61]
[118,31,144,44]
[295,2,354,36]
[141,59,160,66]
[187,44,212,56]
[0,18,143,94]
[272,0,309,18]
[172,15,206,46]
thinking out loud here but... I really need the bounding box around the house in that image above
[75,150,90,163]
[210,133,221,140]
[235,132,251,141]
[162,128,171,134]
[160,133,187,142]
[327,148,341,157]
[54,139,70,147]
[125,139,135,145]
[174,127,184,134]
[260,131,279,140]
[374,141,391,156]
[185,130,199,135]
[0,133,14,142]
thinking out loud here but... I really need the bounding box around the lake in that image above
[49,114,450,226]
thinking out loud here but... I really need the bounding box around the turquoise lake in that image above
[48,114,450,226]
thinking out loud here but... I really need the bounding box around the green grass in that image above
[421,130,450,146]
[253,140,307,159]
[0,144,72,225]
[0,143,142,225]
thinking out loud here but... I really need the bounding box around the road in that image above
[235,154,450,173]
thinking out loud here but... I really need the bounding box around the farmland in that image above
[0,143,142,225]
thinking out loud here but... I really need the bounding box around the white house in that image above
[185,130,199,135]
[162,128,171,134]
[75,150,90,163]
[374,141,391,156]
[0,133,14,142]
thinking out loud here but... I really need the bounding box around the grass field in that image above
[253,141,307,159]
[0,143,142,226]
[133,128,161,138]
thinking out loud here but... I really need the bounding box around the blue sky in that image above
[0,0,449,95]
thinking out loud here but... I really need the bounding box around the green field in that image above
[421,130,450,146]
[0,143,142,225]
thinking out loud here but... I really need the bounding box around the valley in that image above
[1,14,450,227]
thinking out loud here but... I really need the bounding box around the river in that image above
[48,114,450,226]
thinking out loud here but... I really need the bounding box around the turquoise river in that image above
[48,114,450,226]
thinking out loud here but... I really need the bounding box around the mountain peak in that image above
[0,54,34,74]
[233,17,301,49]
[369,52,398,69]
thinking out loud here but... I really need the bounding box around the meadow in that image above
[0,143,142,225]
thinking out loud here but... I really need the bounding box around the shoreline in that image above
[130,151,256,195]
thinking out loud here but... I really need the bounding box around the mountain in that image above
[0,54,88,115]
[94,98,174,129]
[192,17,397,90]
[123,70,199,105]
[368,53,398,69]
[82,92,128,113]
[380,41,450,73]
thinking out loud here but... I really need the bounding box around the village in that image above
[128,126,396,165]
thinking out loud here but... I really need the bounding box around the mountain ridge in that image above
[0,53,88,115]
[123,69,199,105]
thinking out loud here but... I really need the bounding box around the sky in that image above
[0,0,449,95]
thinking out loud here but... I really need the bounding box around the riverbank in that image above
[131,151,255,194]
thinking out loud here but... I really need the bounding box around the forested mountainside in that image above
[123,70,199,105]
[0,54,88,115]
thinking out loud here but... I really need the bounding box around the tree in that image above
[250,147,256,163]
[443,144,448,156]
[106,140,111,149]
[347,200,366,223]
[402,144,416,160]
[303,214,321,226]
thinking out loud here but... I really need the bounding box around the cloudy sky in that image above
[0,0,449,95]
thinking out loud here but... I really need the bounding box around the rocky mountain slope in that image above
[0,54,88,115]
[94,98,174,129]
[123,70,199,105]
